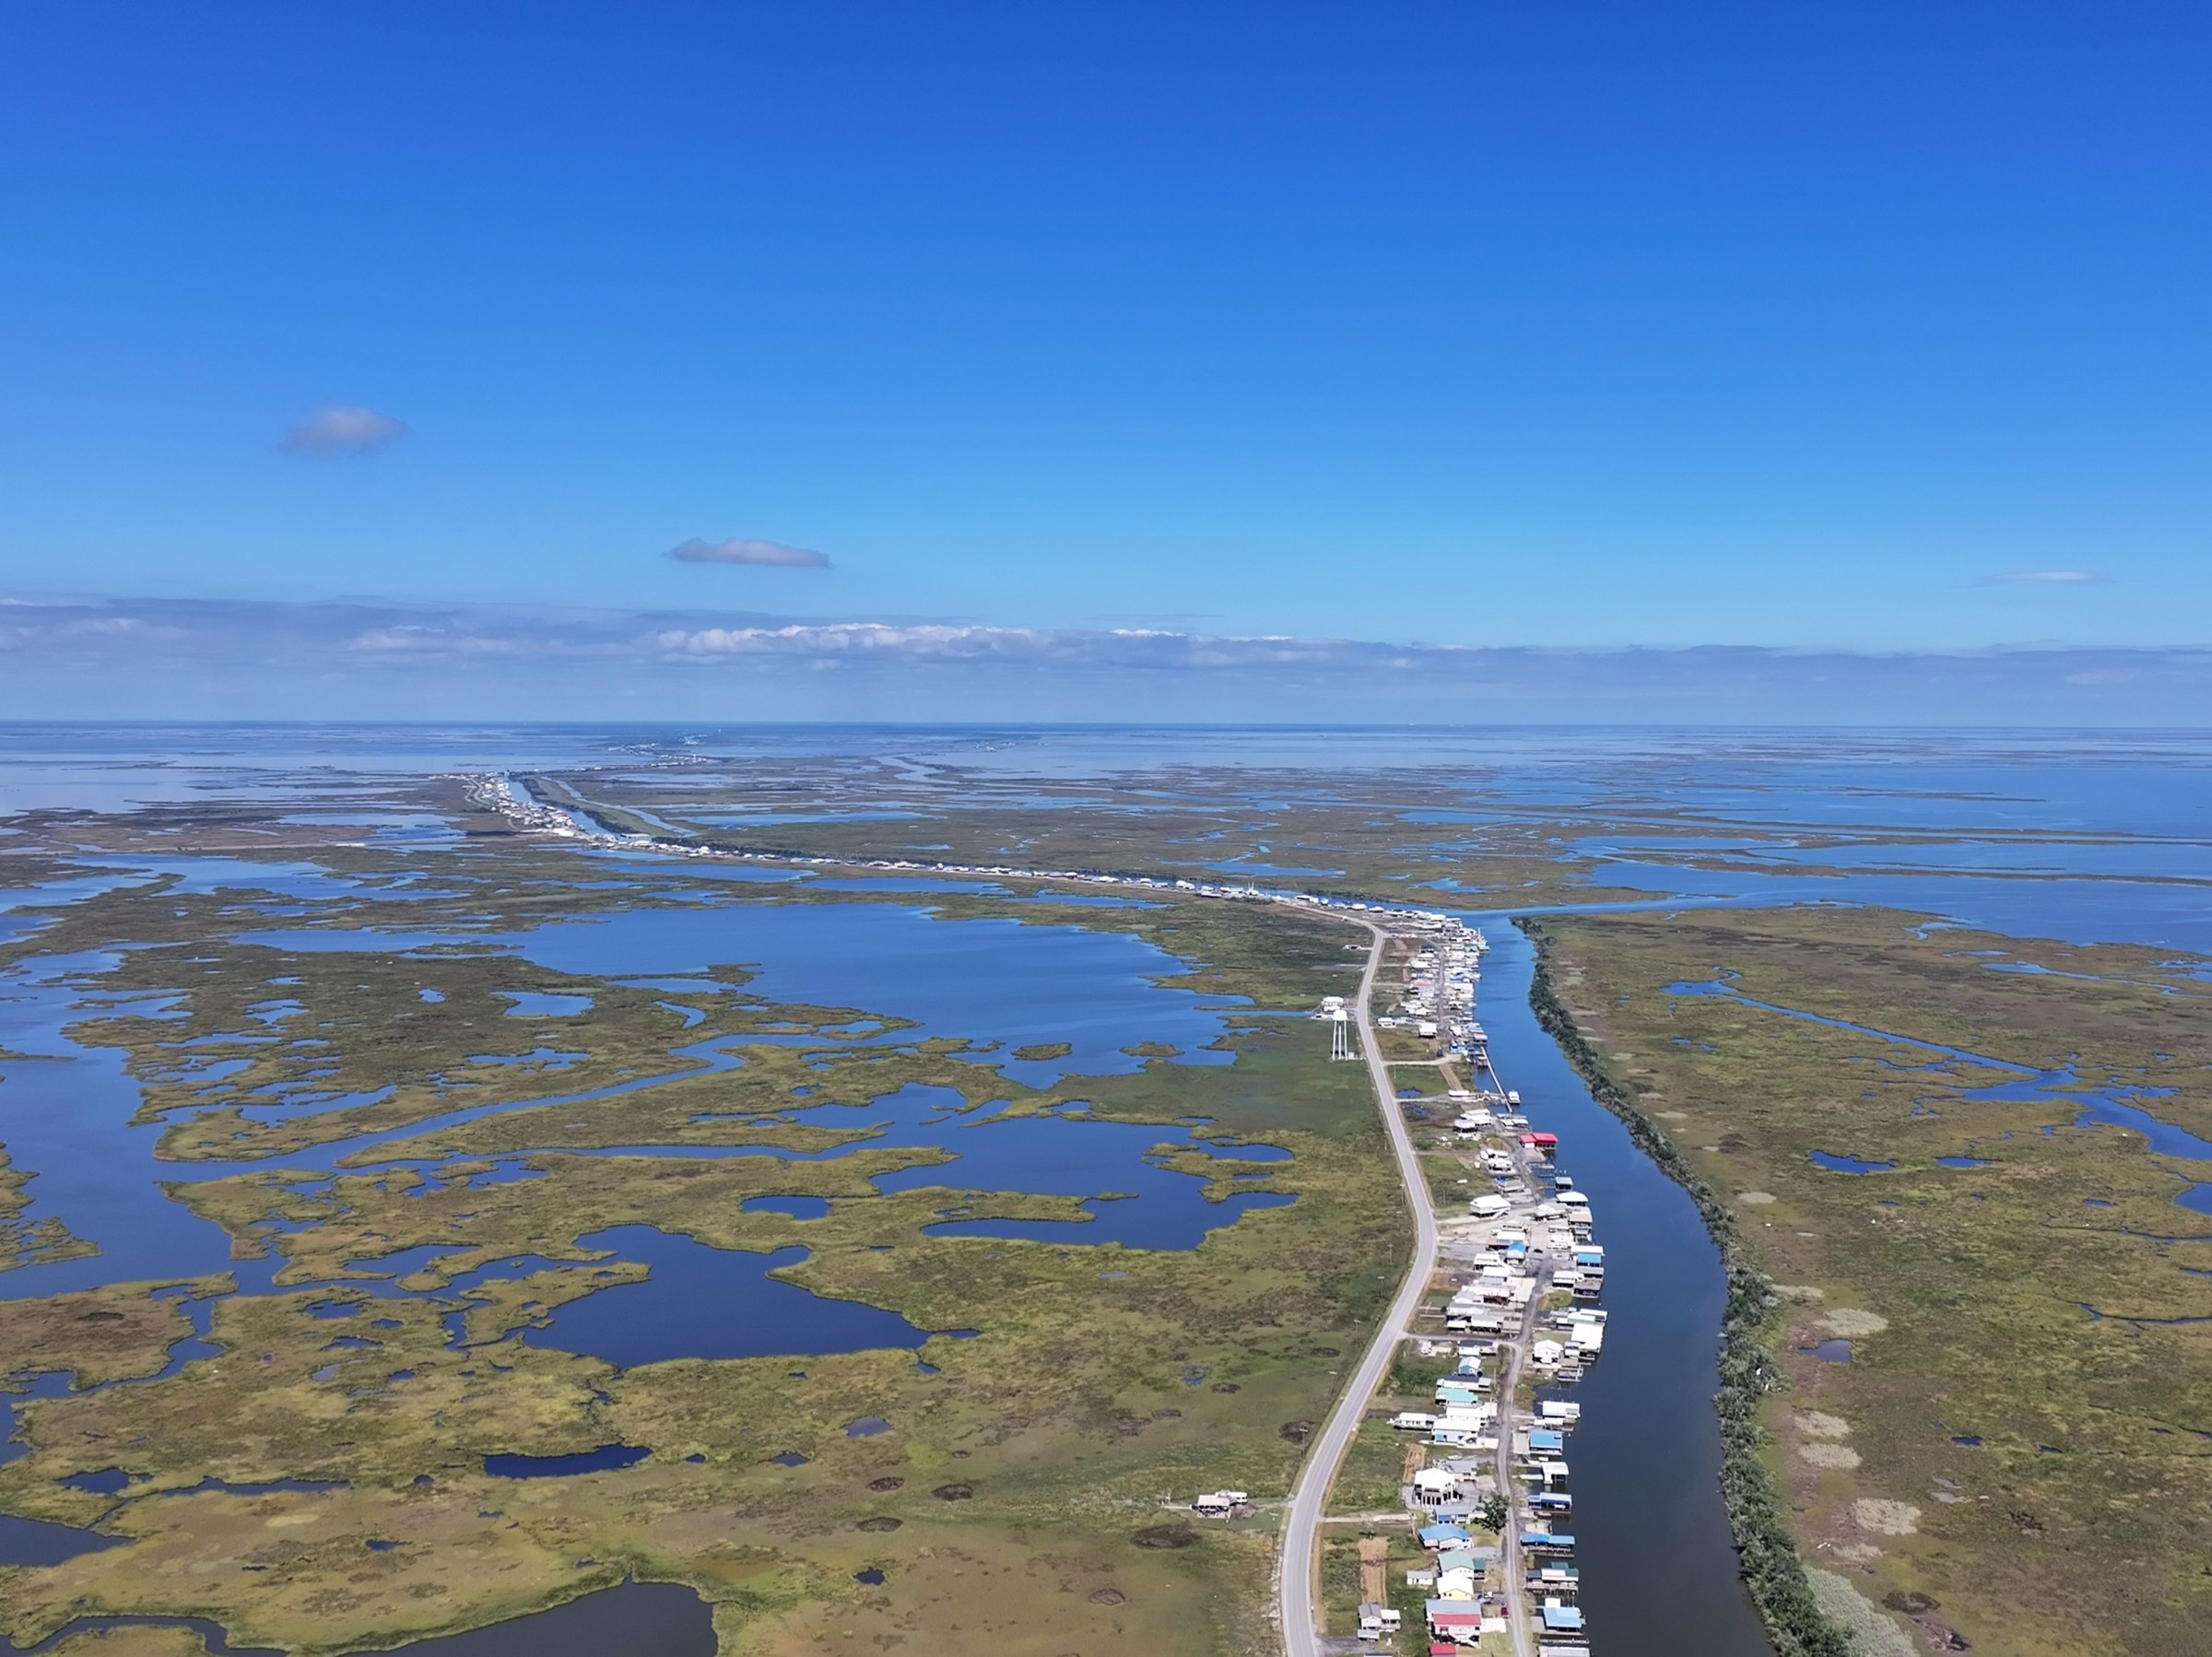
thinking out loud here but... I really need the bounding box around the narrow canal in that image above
[1463,909,1776,1657]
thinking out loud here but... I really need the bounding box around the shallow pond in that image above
[516,1228,935,1367]
[483,1444,651,1477]
[0,1579,715,1657]
[234,899,1245,1087]
[0,876,1301,1382]
[0,1510,122,1569]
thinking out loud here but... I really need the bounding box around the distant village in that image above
[1301,921,1597,1655]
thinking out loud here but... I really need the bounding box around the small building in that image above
[1419,1522,1471,1548]
[1425,1601,1484,1643]
[1357,1602,1401,1638]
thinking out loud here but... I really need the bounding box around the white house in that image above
[1435,1565,1479,1600]
[1356,1603,1400,1638]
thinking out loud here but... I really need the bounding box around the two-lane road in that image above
[1276,920,1440,1657]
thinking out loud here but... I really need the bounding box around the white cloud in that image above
[645,622,1406,669]
[5,592,2211,723]
[655,622,1041,658]
[667,536,832,569]
[348,626,429,651]
[280,405,406,456]
[2063,668,2138,686]
[348,625,548,657]
[1981,570,2107,586]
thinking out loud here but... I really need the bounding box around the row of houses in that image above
[1387,926,1486,1063]
[1411,1106,1601,1652]
[1514,1149,1597,1655]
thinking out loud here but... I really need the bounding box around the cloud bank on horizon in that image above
[3,593,2206,725]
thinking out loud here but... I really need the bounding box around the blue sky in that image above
[2,2,2208,715]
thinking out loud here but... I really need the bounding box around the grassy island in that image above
[1524,906,2212,1657]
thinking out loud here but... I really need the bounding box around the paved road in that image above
[1456,1050,1543,1657]
[1276,921,1439,1657]
[1490,1167,1546,1657]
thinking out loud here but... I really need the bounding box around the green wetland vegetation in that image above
[1532,905,2212,1657]
[0,849,1406,1657]
[11,737,2212,1657]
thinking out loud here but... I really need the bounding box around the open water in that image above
[6,724,2212,1655]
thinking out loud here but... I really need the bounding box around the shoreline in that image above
[1516,917,1848,1657]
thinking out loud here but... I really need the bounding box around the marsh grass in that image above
[1532,906,2212,1657]
[0,869,1409,1657]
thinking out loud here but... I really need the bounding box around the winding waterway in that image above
[1465,913,1776,1657]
